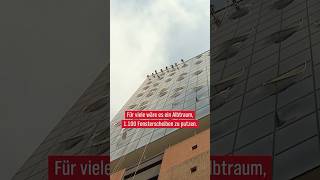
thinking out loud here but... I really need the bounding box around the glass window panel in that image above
[124,140,139,154]
[236,113,274,149]
[235,135,273,155]
[196,105,209,119]
[275,113,317,154]
[211,113,239,140]
[211,133,235,155]
[151,129,166,141]
[184,98,196,108]
[196,97,209,109]
[165,128,178,135]
[240,95,275,126]
[274,137,320,180]
[137,133,152,149]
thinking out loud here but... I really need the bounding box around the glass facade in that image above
[110,51,210,160]
[12,68,109,180]
[211,0,320,179]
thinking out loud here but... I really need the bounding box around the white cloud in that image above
[110,0,209,120]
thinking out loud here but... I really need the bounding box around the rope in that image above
[131,143,149,180]
[112,150,127,174]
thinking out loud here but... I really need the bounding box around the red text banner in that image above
[122,119,199,128]
[211,156,272,180]
[48,156,109,180]
[124,110,195,119]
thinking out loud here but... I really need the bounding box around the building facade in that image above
[11,67,110,180]
[211,0,320,179]
[12,50,211,180]
[110,51,211,179]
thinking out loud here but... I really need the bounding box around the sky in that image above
[0,0,107,179]
[110,0,210,120]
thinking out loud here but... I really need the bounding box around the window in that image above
[112,146,126,160]
[137,93,144,97]
[197,105,209,119]
[193,85,204,92]
[222,35,248,48]
[263,61,307,94]
[139,105,147,110]
[212,87,232,110]
[192,144,198,150]
[146,92,153,97]
[151,129,165,141]
[125,140,139,153]
[174,87,184,91]
[190,166,197,173]
[113,121,121,127]
[177,76,185,81]
[128,104,137,109]
[137,133,152,148]
[197,91,208,99]
[90,140,108,154]
[171,92,181,98]
[195,60,202,65]
[275,111,286,127]
[214,67,244,94]
[92,129,108,142]
[184,98,196,108]
[215,35,248,62]
[273,0,295,10]
[169,72,175,76]
[143,86,150,90]
[159,91,167,97]
[165,78,172,82]
[150,88,157,92]
[215,47,239,62]
[60,135,84,151]
[153,83,159,87]
[194,70,203,75]
[229,7,249,19]
[82,96,107,113]
[264,62,306,85]
[172,100,183,109]
[268,26,298,44]
[160,88,168,92]
[140,101,149,106]
[276,93,315,129]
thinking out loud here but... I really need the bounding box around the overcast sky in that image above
[110,0,210,119]
[0,0,209,179]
